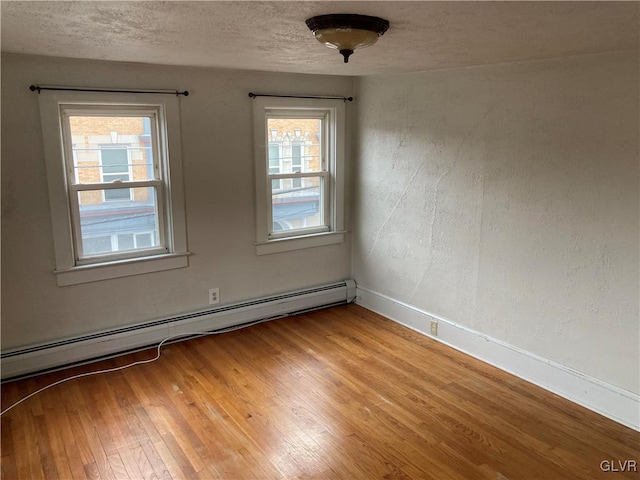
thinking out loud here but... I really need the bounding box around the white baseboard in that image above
[1,279,357,380]
[356,286,640,431]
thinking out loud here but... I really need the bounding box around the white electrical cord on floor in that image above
[0,315,284,417]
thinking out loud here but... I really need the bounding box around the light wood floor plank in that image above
[1,304,638,479]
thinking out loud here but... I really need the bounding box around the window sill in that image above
[255,231,345,255]
[54,252,191,286]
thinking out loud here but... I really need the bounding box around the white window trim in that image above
[38,90,189,286]
[252,97,345,255]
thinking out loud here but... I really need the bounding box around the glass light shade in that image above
[305,14,389,63]
[313,28,380,51]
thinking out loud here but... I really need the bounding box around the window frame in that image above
[38,91,189,286]
[60,105,167,264]
[252,97,346,255]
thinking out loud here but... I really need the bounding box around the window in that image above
[253,97,345,255]
[62,108,165,263]
[269,143,281,190]
[291,143,302,188]
[100,147,132,201]
[38,91,189,286]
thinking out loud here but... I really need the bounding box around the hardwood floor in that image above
[1,304,638,479]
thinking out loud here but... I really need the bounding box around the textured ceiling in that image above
[1,1,638,76]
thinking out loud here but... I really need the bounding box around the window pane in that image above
[77,186,160,258]
[266,118,323,173]
[104,186,131,202]
[292,144,302,171]
[117,233,135,251]
[268,144,280,169]
[69,115,155,183]
[102,148,129,174]
[136,233,153,248]
[83,236,113,255]
[271,177,322,232]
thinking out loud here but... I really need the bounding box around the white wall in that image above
[353,51,639,395]
[1,54,353,348]
[2,50,638,402]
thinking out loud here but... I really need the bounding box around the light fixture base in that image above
[340,49,354,63]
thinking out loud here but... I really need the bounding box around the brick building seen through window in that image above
[266,117,323,232]
[69,115,158,256]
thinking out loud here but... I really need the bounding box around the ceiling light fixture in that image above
[305,14,390,64]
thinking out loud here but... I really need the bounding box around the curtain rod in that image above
[248,92,353,102]
[29,85,189,96]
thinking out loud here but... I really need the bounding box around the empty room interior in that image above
[1,1,638,479]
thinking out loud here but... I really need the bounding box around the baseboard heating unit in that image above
[1,279,356,381]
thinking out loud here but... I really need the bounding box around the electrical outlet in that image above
[430,319,438,336]
[209,287,220,305]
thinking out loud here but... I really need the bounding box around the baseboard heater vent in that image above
[2,279,356,381]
